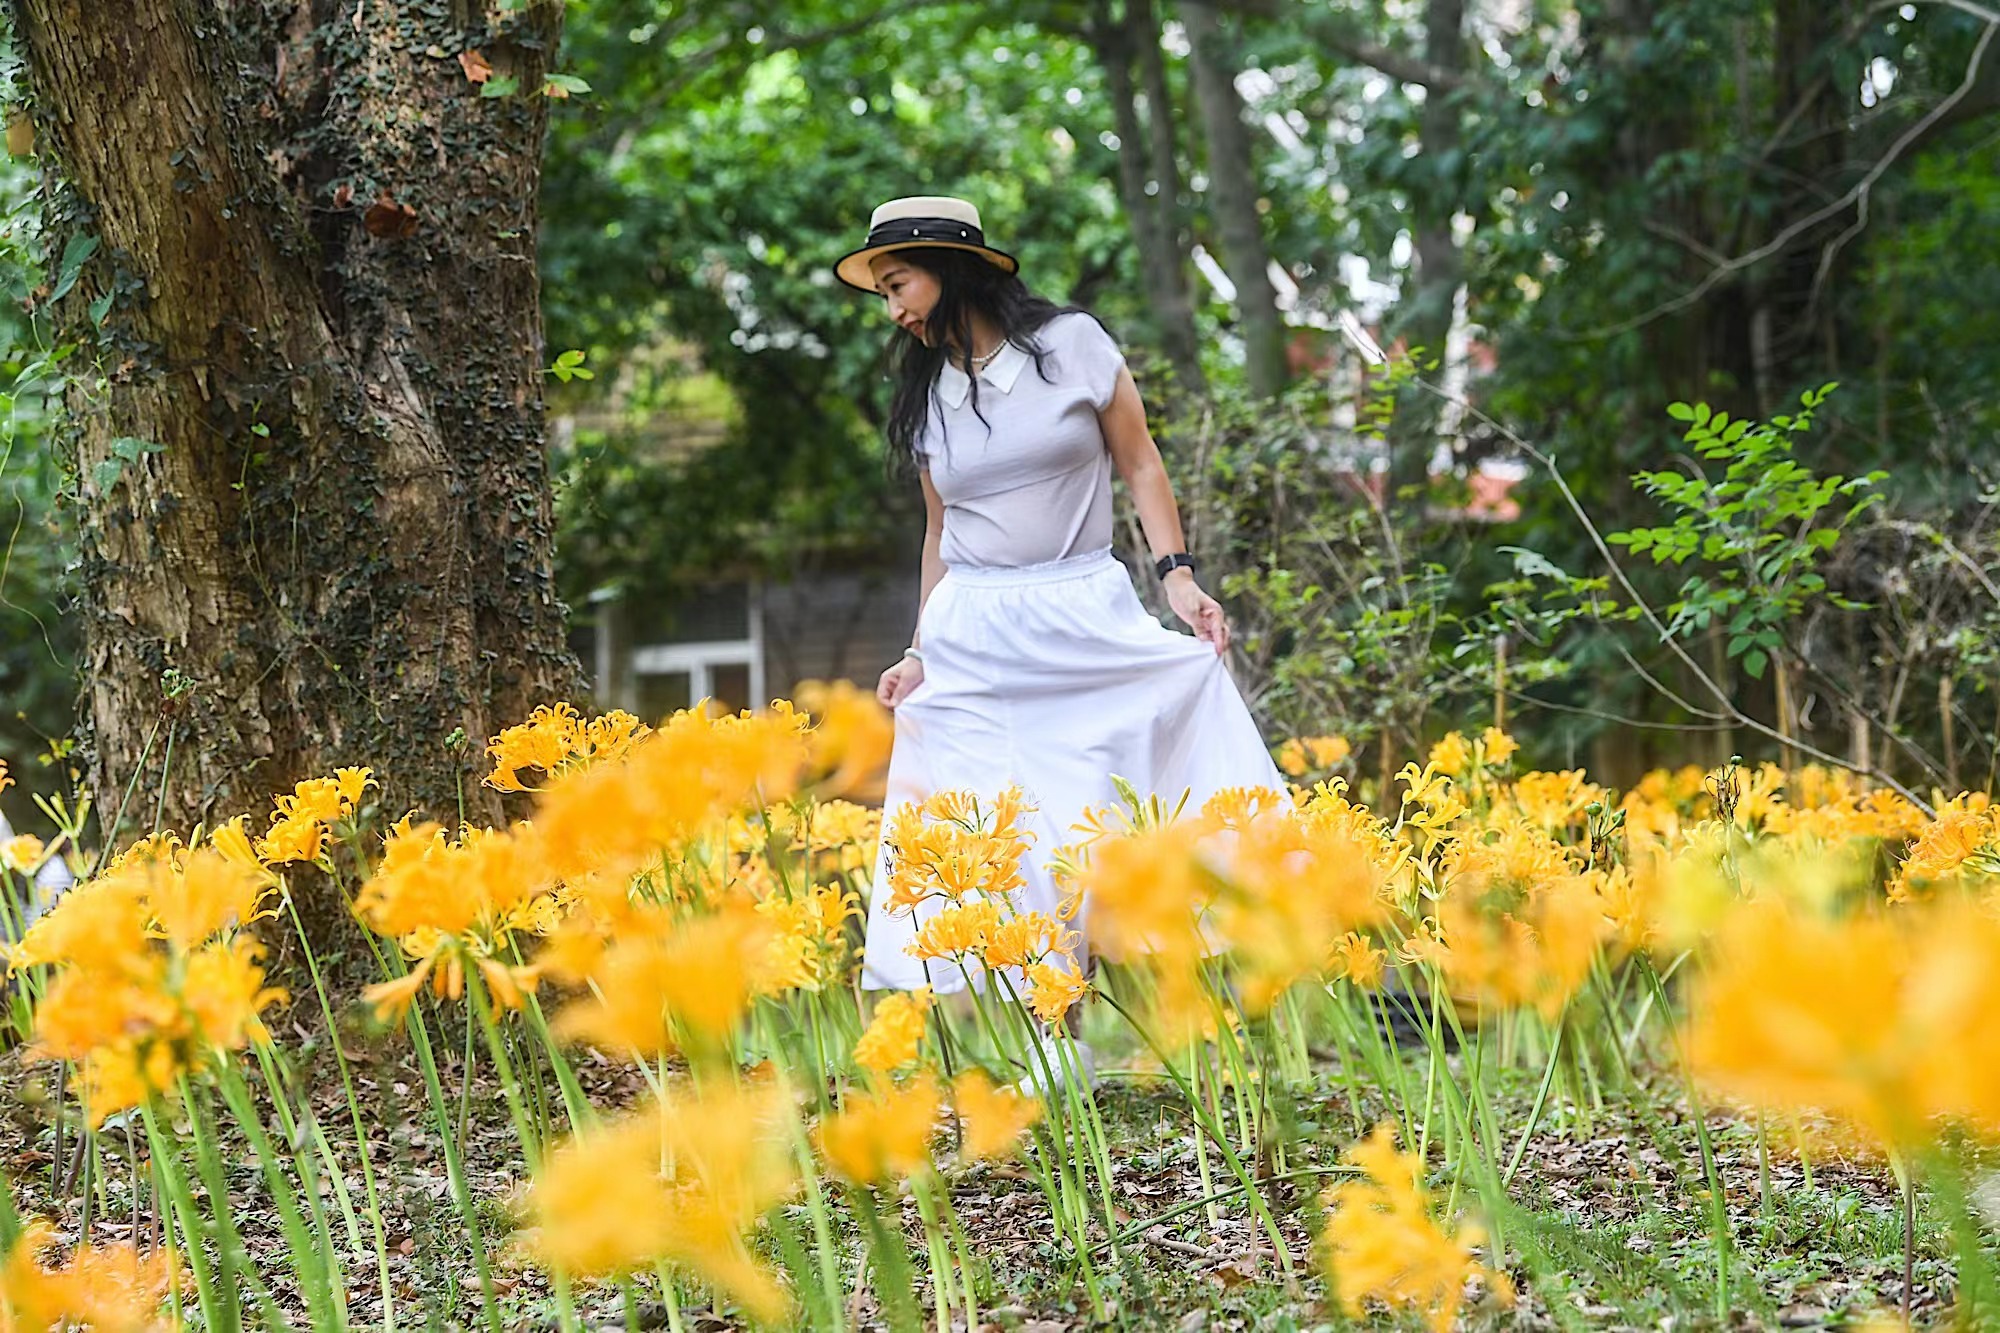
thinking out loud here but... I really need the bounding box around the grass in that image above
[0,990,1969,1330]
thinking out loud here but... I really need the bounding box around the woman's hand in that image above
[1164,571,1229,655]
[877,655,926,709]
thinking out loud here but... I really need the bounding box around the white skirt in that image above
[860,547,1287,993]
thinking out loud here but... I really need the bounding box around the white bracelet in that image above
[903,646,926,665]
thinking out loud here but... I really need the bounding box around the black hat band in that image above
[864,216,987,249]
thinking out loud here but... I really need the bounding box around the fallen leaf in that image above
[1209,1257,1258,1289]
[458,50,493,83]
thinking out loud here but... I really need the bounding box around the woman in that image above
[836,196,1285,1085]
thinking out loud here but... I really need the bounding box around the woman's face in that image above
[870,254,940,344]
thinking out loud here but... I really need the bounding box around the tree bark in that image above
[1178,0,1288,398]
[1765,0,1851,381]
[10,2,578,880]
[1092,0,1204,391]
[1134,0,1191,266]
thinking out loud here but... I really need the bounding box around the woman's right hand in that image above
[877,656,925,709]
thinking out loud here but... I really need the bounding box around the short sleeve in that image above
[1063,314,1126,411]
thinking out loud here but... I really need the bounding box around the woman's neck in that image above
[951,313,1007,369]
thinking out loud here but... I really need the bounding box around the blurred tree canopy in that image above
[535,0,2000,776]
[7,0,2000,816]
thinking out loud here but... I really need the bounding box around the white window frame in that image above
[621,579,765,713]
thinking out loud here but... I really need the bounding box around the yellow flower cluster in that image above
[7,836,285,1126]
[1037,734,2000,1056]
[352,818,548,1022]
[353,705,827,1034]
[1059,781,1394,1033]
[532,705,810,884]
[483,702,649,793]
[882,788,1035,915]
[1413,821,1618,1018]
[1888,795,2000,902]
[815,1078,942,1185]
[1275,734,1350,777]
[1687,893,2000,1146]
[950,1069,1041,1161]
[542,900,774,1060]
[528,1079,797,1323]
[531,829,859,1065]
[0,1219,182,1331]
[792,678,897,802]
[807,1067,1038,1189]
[1425,725,1518,779]
[879,787,1087,1018]
[259,766,373,864]
[1317,1122,1509,1331]
[2,832,47,875]
[853,988,933,1074]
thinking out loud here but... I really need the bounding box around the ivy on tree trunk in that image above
[8,0,580,891]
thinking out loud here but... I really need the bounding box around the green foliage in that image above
[1609,387,1883,679]
[90,435,161,495]
[544,348,593,384]
[537,2,1143,592]
[1164,369,1495,766]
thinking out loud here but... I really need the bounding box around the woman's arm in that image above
[912,467,946,649]
[880,468,947,709]
[1100,368,1230,654]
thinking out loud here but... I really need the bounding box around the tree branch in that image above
[1807,19,2000,313]
[1307,20,1470,91]
[1565,19,2000,342]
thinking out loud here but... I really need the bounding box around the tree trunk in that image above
[10,2,578,883]
[1765,0,1850,382]
[1178,0,1288,398]
[1135,0,1192,267]
[1389,0,1467,499]
[1093,0,1204,392]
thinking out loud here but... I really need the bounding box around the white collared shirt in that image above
[936,336,1031,408]
[918,312,1126,571]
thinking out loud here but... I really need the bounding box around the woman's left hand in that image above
[1164,571,1229,655]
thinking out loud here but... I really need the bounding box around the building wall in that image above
[760,567,920,701]
[582,563,920,716]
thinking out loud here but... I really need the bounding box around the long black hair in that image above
[882,247,1084,472]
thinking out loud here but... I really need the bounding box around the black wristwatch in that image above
[1155,552,1197,580]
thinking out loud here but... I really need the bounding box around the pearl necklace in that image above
[968,339,1006,369]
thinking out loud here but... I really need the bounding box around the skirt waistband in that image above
[943,548,1119,588]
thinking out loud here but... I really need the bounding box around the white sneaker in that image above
[1013,1029,1099,1098]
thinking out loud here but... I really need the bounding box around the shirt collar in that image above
[938,340,1029,409]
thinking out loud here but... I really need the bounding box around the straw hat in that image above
[834,195,1019,293]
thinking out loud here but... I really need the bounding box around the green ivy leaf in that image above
[48,232,99,303]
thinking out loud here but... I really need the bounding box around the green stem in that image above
[1639,956,1730,1322]
[1503,1007,1567,1187]
[1096,988,1300,1286]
